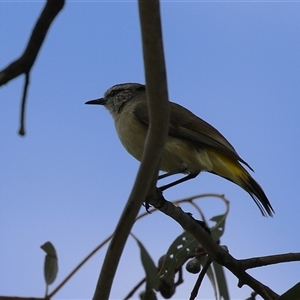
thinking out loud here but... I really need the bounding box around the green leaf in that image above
[277,282,300,300]
[210,213,228,241]
[158,210,229,297]
[159,231,199,282]
[41,241,58,285]
[133,236,160,291]
[198,256,218,299]
[212,261,230,300]
[41,241,57,257]
[197,258,229,300]
[144,282,158,300]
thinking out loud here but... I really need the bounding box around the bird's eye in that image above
[109,90,117,97]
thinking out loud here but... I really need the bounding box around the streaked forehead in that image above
[104,83,144,97]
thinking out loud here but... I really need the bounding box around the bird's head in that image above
[85,83,145,117]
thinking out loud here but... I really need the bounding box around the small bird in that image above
[86,83,274,217]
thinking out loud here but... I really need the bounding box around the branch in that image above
[124,278,146,300]
[18,72,30,136]
[190,257,212,300]
[0,297,46,300]
[0,0,65,136]
[239,253,300,270]
[92,0,170,299]
[147,189,279,300]
[0,0,65,86]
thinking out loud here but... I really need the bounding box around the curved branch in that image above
[0,0,65,86]
[92,0,170,299]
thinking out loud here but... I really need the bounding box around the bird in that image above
[85,83,274,217]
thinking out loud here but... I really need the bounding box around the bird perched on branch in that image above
[86,83,274,217]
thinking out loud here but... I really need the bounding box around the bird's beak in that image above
[85,98,106,105]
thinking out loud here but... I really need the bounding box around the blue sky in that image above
[1,1,300,299]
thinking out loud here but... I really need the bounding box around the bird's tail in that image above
[239,172,274,217]
[208,151,274,217]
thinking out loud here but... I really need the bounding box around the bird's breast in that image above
[114,111,147,161]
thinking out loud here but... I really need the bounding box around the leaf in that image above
[212,261,230,300]
[158,210,229,297]
[198,255,218,299]
[197,258,229,300]
[41,241,57,257]
[133,236,160,291]
[277,282,300,300]
[159,231,199,282]
[210,213,228,242]
[41,241,58,285]
[144,282,158,300]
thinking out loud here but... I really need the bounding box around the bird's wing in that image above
[133,100,253,171]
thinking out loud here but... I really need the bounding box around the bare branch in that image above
[0,297,46,300]
[18,72,30,136]
[0,0,65,86]
[124,278,146,300]
[239,253,300,270]
[92,0,170,299]
[190,257,212,300]
[0,0,64,135]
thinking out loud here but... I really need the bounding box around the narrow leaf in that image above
[133,236,160,291]
[210,213,227,242]
[212,261,230,300]
[198,255,218,299]
[144,282,158,300]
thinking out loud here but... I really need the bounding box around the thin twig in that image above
[124,277,146,300]
[0,297,46,300]
[136,193,227,222]
[189,257,212,300]
[245,291,258,300]
[19,72,30,136]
